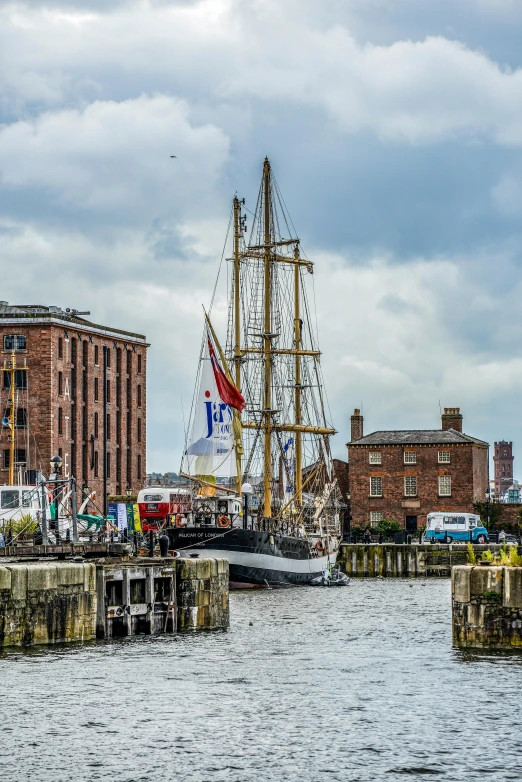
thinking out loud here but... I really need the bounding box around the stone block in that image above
[56,564,84,588]
[504,568,522,608]
[470,566,502,597]
[452,566,470,603]
[0,566,12,592]
[27,564,58,592]
[7,566,28,601]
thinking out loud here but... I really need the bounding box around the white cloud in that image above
[3,2,522,146]
[0,95,230,221]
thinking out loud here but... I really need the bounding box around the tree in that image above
[377,518,402,540]
[472,500,503,531]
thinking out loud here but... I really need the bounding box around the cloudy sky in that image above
[2,0,522,476]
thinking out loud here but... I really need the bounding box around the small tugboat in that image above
[167,158,344,587]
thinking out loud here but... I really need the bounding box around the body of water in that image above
[1,580,520,781]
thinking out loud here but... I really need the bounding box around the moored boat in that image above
[170,158,343,587]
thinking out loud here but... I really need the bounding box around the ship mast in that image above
[233,195,242,494]
[263,158,272,517]
[294,246,303,507]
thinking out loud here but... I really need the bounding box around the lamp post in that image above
[49,454,63,543]
[241,482,253,530]
[485,487,491,537]
[345,491,352,543]
[126,485,132,500]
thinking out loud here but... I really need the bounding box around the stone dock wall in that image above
[338,543,503,578]
[0,556,229,649]
[452,565,522,649]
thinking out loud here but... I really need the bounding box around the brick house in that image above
[0,303,148,508]
[347,407,489,534]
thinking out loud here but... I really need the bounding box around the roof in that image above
[347,428,488,447]
[0,302,147,343]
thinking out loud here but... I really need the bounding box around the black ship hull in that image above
[166,526,336,587]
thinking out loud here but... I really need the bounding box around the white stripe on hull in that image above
[178,547,337,575]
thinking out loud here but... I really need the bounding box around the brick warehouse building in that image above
[0,303,148,509]
[347,407,489,534]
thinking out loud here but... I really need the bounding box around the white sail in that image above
[184,342,237,479]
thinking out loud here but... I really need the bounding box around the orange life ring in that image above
[315,540,325,553]
[217,515,231,528]
[175,514,186,528]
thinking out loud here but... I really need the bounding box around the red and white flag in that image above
[207,332,245,412]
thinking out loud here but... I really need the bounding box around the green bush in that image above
[467,542,476,564]
[377,518,402,540]
[1,514,38,539]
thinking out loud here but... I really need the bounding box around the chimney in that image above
[441,407,463,433]
[351,408,364,441]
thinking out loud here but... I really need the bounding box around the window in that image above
[3,335,26,352]
[5,408,28,428]
[94,377,99,402]
[144,494,163,502]
[369,452,381,465]
[3,369,27,390]
[22,490,33,508]
[439,476,451,497]
[370,477,382,497]
[438,451,451,463]
[106,348,111,369]
[58,337,63,359]
[137,417,141,443]
[1,490,19,508]
[137,354,142,374]
[94,412,99,439]
[404,476,417,497]
[126,350,131,374]
[404,451,416,464]
[94,345,99,365]
[94,450,99,477]
[137,454,142,480]
[106,413,111,440]
[2,449,26,469]
[58,407,63,435]
[137,384,142,408]
[58,371,63,396]
[106,452,111,478]
[370,511,384,527]
[82,340,88,367]
[106,379,111,402]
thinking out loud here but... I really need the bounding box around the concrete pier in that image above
[338,543,504,578]
[0,556,229,649]
[452,565,522,649]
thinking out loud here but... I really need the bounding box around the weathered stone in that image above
[452,566,471,603]
[504,568,522,608]
[453,565,522,649]
[0,566,12,591]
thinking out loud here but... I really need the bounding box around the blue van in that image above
[425,512,488,544]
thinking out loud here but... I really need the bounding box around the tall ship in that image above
[167,158,341,586]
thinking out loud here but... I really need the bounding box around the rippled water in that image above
[1,580,521,781]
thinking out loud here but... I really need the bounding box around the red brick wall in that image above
[348,442,488,529]
[0,320,147,507]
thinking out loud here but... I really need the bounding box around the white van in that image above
[425,512,488,544]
